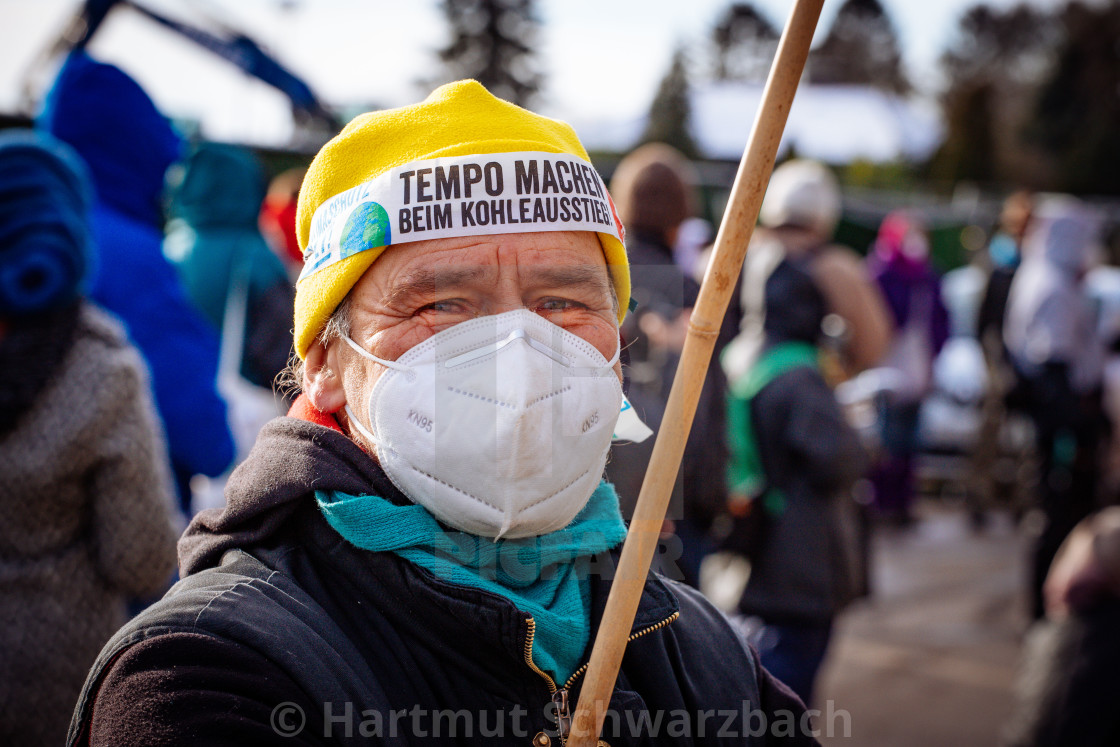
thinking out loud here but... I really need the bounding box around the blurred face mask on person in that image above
[901,229,930,262]
[304,230,625,539]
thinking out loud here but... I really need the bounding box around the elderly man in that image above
[68,81,817,746]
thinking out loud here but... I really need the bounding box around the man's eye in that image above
[417,299,466,314]
[537,298,586,312]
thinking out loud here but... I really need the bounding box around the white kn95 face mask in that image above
[342,309,623,539]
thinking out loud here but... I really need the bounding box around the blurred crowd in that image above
[604,144,1120,743]
[2,47,1118,747]
[0,51,301,745]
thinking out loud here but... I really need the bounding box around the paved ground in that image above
[814,503,1030,746]
[700,497,1033,745]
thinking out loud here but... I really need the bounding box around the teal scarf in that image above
[316,482,627,684]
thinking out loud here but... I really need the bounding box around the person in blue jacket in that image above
[39,51,234,510]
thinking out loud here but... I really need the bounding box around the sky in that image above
[0,0,1074,147]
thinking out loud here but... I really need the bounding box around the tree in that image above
[1026,1,1120,194]
[810,0,909,94]
[709,3,778,83]
[929,80,998,184]
[929,2,1055,187]
[939,3,1053,86]
[638,47,699,159]
[433,0,543,107]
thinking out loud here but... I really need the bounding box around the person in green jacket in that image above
[725,258,869,706]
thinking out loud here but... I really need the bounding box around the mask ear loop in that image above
[565,331,621,377]
[603,332,621,369]
[342,334,416,380]
[341,334,410,448]
[344,404,381,448]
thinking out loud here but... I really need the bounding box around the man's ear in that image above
[303,338,348,414]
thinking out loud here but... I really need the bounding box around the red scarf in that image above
[287,393,343,434]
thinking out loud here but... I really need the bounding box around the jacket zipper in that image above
[524,611,680,744]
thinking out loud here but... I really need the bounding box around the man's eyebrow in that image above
[381,266,491,306]
[524,264,612,295]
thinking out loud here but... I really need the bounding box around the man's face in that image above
[303,230,621,448]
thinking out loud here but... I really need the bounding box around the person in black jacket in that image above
[970,191,1035,524]
[69,81,821,746]
[725,259,869,706]
[605,142,736,589]
[1004,199,1109,620]
[977,191,1034,359]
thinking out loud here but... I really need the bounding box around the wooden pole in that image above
[567,1,826,743]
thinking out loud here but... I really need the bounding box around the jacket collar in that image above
[285,392,343,432]
[293,505,679,692]
[185,393,679,679]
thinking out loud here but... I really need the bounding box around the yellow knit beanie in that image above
[293,80,629,359]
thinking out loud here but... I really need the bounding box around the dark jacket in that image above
[39,51,234,484]
[733,260,869,623]
[608,232,735,530]
[735,365,868,623]
[69,411,817,746]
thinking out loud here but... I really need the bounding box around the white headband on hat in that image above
[300,150,625,283]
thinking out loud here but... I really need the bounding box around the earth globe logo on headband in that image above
[340,201,391,260]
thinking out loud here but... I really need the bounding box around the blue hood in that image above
[39,51,183,228]
[0,130,95,315]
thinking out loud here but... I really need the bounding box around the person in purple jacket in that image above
[867,210,950,526]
